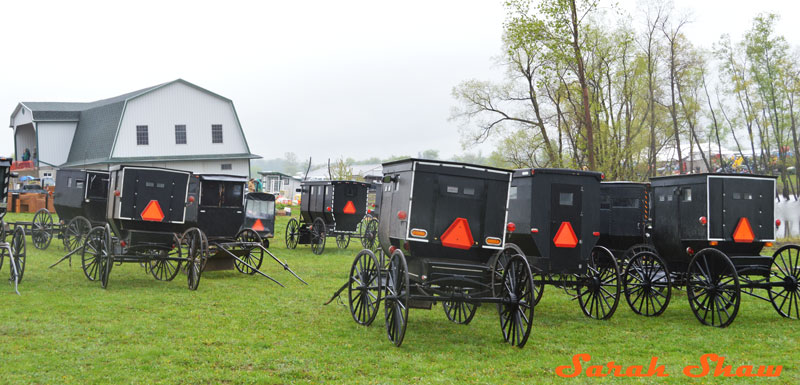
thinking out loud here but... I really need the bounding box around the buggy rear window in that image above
[681,188,692,202]
[86,174,109,199]
[732,192,754,200]
[612,198,640,208]
[559,192,573,206]
[246,198,274,218]
[201,181,244,207]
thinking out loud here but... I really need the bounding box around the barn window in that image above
[559,192,573,206]
[175,125,187,144]
[681,188,692,202]
[221,163,232,170]
[212,124,223,143]
[136,125,149,145]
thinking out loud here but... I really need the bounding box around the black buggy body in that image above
[286,180,370,254]
[54,169,110,225]
[598,181,651,260]
[599,173,797,327]
[243,192,276,240]
[339,159,537,348]
[503,168,622,320]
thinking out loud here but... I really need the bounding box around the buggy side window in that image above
[86,175,109,199]
[67,177,73,188]
[224,184,243,206]
[600,194,611,209]
[463,187,475,196]
[509,186,518,200]
[559,192,573,206]
[681,188,692,202]
[75,179,85,189]
[612,198,640,208]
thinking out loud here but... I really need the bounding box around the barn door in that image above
[549,183,582,272]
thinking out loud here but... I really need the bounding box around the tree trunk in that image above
[569,0,594,169]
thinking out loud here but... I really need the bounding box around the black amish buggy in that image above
[503,168,622,320]
[601,173,800,327]
[79,165,207,289]
[285,180,370,255]
[327,159,536,348]
[0,157,26,292]
[191,174,305,286]
[2,169,107,252]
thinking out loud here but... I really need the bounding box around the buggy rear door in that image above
[712,177,775,241]
[549,183,582,272]
[119,168,190,223]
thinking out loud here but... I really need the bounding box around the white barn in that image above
[9,79,259,178]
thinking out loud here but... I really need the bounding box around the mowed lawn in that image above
[0,212,798,384]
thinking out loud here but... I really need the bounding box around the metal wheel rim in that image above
[623,251,672,317]
[9,227,26,283]
[768,245,800,319]
[577,247,621,320]
[64,217,91,252]
[686,249,741,328]
[384,251,409,347]
[443,296,477,325]
[497,254,534,348]
[285,218,299,249]
[81,227,106,281]
[311,218,326,255]
[348,249,381,326]
[234,229,264,275]
[32,209,53,250]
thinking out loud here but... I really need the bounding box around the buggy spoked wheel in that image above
[336,234,351,249]
[149,249,182,281]
[686,248,740,328]
[577,247,621,320]
[181,228,207,291]
[234,229,264,275]
[311,217,326,255]
[384,250,409,347]
[31,208,54,250]
[348,249,381,326]
[64,216,91,252]
[361,219,379,250]
[98,226,113,289]
[8,227,26,283]
[497,254,535,348]
[81,226,108,281]
[768,245,800,319]
[622,244,657,265]
[285,218,300,249]
[442,296,477,325]
[623,251,671,317]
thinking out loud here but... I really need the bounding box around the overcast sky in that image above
[2,0,799,162]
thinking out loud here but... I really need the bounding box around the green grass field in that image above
[0,212,797,384]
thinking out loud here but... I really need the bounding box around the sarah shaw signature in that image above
[555,354,782,378]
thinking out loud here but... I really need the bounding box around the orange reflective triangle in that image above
[553,221,578,248]
[141,200,165,222]
[252,219,265,231]
[733,217,755,243]
[440,217,474,250]
[343,200,357,214]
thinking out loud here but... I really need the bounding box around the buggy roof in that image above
[109,164,192,174]
[300,180,370,187]
[198,174,247,183]
[601,181,649,186]
[382,158,510,173]
[650,173,776,186]
[650,173,777,181]
[513,168,603,180]
[246,192,275,201]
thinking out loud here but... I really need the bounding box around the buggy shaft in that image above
[259,245,308,285]
[215,246,285,287]
[49,246,84,268]
[324,279,351,305]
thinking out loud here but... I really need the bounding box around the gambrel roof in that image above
[11,79,258,168]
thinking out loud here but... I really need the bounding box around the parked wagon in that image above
[600,173,800,327]
[80,165,206,289]
[192,174,305,286]
[503,169,622,320]
[0,157,26,292]
[329,159,535,348]
[285,180,370,254]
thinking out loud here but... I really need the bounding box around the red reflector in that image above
[553,222,578,248]
[506,222,516,232]
[120,241,127,247]
[440,218,475,250]
[188,196,195,203]
[326,207,332,212]
[776,219,782,228]
[141,200,165,222]
[733,217,755,243]
[531,228,539,233]
[592,231,600,237]
[114,190,121,197]
[252,219,265,231]
[397,211,407,220]
[343,200,357,214]
[389,246,397,254]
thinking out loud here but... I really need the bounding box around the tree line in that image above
[451,0,800,197]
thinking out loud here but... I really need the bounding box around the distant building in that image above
[259,171,302,197]
[304,163,383,183]
[9,79,260,178]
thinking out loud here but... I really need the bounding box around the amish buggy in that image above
[285,180,370,255]
[3,169,109,252]
[503,168,622,320]
[328,159,536,348]
[0,157,26,293]
[192,174,305,286]
[600,173,800,327]
[354,183,382,251]
[79,165,207,289]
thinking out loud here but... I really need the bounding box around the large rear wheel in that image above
[384,250,409,347]
[336,234,351,249]
[686,248,740,328]
[234,229,264,275]
[577,246,621,320]
[8,227,27,284]
[181,228,208,291]
[311,218,326,255]
[64,216,92,252]
[497,253,535,348]
[81,227,107,281]
[348,249,381,326]
[768,245,800,319]
[98,226,113,289]
[623,250,671,316]
[285,218,300,249]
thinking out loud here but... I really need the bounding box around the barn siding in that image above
[112,82,248,158]
[37,122,78,166]
[11,105,33,127]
